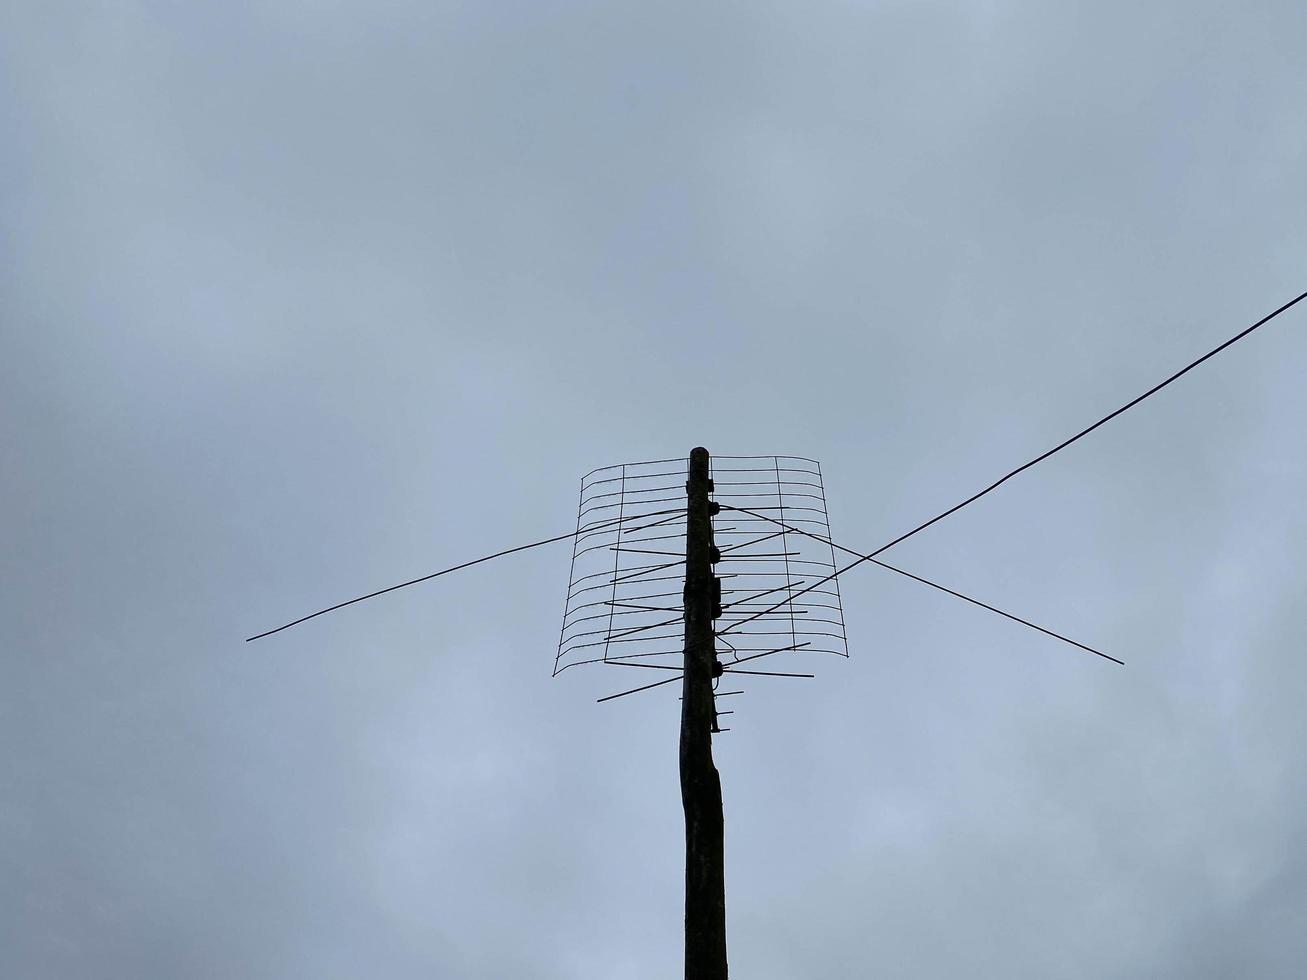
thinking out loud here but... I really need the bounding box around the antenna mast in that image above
[681,447,727,979]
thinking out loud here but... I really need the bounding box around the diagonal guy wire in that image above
[720,289,1307,647]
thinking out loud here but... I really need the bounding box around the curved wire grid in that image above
[554,455,848,689]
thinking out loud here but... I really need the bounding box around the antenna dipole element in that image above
[681,447,728,980]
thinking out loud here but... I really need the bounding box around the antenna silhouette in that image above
[245,289,1307,980]
[557,451,848,976]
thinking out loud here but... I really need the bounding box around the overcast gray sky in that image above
[3,2,1306,977]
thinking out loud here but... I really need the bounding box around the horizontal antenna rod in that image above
[721,505,1122,666]
[247,508,682,642]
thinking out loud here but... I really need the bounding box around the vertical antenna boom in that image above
[681,447,728,979]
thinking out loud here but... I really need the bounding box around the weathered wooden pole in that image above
[681,447,728,979]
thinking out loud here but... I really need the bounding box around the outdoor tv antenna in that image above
[246,290,1306,980]
[556,450,849,975]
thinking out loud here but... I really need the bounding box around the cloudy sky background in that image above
[4,2,1306,977]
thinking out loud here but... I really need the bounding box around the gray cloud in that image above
[3,1,1305,976]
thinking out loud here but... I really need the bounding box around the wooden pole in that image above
[681,447,727,980]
